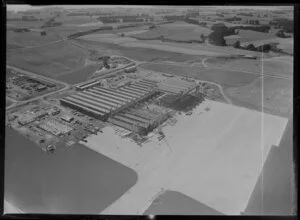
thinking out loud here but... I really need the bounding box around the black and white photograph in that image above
[4,4,295,216]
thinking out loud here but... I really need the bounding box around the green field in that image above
[6,41,87,78]
[224,76,293,117]
[55,65,98,84]
[205,56,293,78]
[140,62,258,87]
[133,21,211,41]
[225,29,279,45]
[74,39,206,62]
[7,31,61,48]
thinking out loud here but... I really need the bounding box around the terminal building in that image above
[60,80,159,121]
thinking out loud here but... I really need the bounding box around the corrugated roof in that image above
[83,91,126,105]
[61,98,105,116]
[93,87,136,100]
[71,94,116,111]
[76,93,120,108]
[64,97,109,114]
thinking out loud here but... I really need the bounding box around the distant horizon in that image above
[7,4,293,12]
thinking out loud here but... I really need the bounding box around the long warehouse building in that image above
[60,83,159,121]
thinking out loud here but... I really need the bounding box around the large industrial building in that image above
[60,80,159,121]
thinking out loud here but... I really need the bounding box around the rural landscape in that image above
[5,5,294,215]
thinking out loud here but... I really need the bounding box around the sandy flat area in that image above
[83,100,288,215]
[4,200,23,214]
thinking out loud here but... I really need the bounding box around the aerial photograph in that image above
[4,5,294,215]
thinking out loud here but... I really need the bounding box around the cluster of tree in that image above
[163,15,186,21]
[208,23,271,46]
[276,29,291,38]
[224,16,242,22]
[184,17,200,25]
[68,26,113,39]
[186,12,199,17]
[273,18,293,33]
[247,20,260,25]
[41,15,62,28]
[237,12,254,17]
[68,12,115,16]
[13,28,31,33]
[199,22,207,27]
[97,15,152,24]
[233,40,273,53]
[21,15,39,21]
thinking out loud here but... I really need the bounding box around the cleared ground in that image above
[83,100,287,215]
[140,62,258,87]
[6,41,87,78]
[144,190,223,215]
[224,76,293,118]
[5,127,137,214]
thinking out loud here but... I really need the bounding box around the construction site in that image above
[6,67,62,101]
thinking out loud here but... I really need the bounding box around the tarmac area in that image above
[83,100,288,215]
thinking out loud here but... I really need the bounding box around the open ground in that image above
[82,100,288,215]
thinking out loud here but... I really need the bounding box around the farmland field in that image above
[74,39,207,62]
[224,76,293,118]
[205,56,293,77]
[55,65,98,84]
[242,37,294,54]
[80,33,137,44]
[7,31,61,48]
[140,62,258,87]
[225,29,276,45]
[76,35,264,57]
[132,21,212,41]
[7,20,44,29]
[6,41,87,78]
